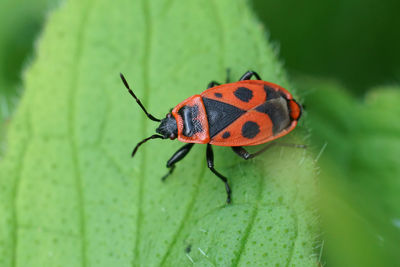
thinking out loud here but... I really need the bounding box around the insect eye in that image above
[166,113,172,118]
[170,133,176,140]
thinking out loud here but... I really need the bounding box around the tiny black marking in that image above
[214,92,222,98]
[242,121,260,139]
[185,244,191,253]
[222,131,230,139]
[234,87,253,102]
[264,85,281,100]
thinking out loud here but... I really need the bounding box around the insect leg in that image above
[232,144,275,160]
[207,68,231,89]
[162,143,195,181]
[206,144,232,204]
[232,143,307,160]
[225,68,231,83]
[239,70,262,81]
[207,81,221,89]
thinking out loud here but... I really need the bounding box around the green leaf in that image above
[300,77,400,266]
[0,0,317,266]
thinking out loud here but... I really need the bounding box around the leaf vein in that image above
[231,172,264,266]
[159,161,207,266]
[68,1,94,266]
[11,108,32,267]
[133,0,152,264]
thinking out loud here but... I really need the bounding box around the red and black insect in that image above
[120,71,302,204]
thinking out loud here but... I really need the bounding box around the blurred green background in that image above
[0,0,60,153]
[0,0,55,118]
[1,0,399,266]
[252,0,400,93]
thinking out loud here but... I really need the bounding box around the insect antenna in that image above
[120,73,161,122]
[131,134,164,157]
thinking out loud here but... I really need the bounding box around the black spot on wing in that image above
[242,121,260,139]
[222,131,230,139]
[214,92,222,98]
[255,97,290,134]
[264,85,281,100]
[234,87,253,102]
[202,97,246,137]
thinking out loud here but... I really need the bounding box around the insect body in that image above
[120,71,302,204]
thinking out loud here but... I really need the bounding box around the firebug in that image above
[120,71,303,203]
